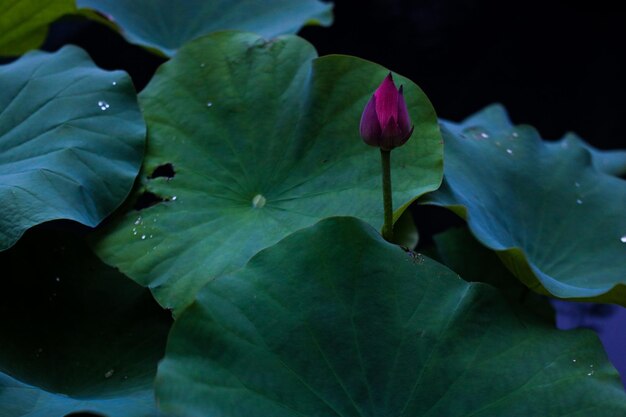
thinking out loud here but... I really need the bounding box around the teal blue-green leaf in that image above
[76,0,334,57]
[0,0,75,56]
[157,217,626,417]
[0,46,145,251]
[423,104,626,304]
[90,32,443,313]
[0,230,171,416]
[548,133,626,177]
[0,373,163,417]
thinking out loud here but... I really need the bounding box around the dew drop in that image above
[576,199,583,205]
[206,102,213,107]
[461,127,489,139]
[141,235,146,240]
[97,100,110,111]
[55,277,60,282]
[620,236,626,243]
[252,194,266,208]
[572,359,577,363]
[104,369,115,378]
[134,217,142,225]
[171,196,177,201]
[587,370,594,376]
[574,182,580,188]
[200,63,206,68]
[112,81,117,86]
[511,131,519,138]
[506,148,513,155]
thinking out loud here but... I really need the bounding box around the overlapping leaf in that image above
[91,32,443,312]
[423,104,626,303]
[0,0,75,56]
[0,46,145,251]
[0,230,171,416]
[157,217,626,417]
[76,0,334,57]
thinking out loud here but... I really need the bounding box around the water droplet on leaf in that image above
[97,100,110,111]
[252,194,266,208]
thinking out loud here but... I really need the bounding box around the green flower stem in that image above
[380,149,394,242]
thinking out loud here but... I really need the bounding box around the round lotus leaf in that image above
[91,31,443,313]
[423,104,626,304]
[156,217,626,417]
[0,45,145,251]
[76,0,334,57]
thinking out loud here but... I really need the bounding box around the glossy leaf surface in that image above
[91,32,443,312]
[0,46,145,251]
[423,104,626,304]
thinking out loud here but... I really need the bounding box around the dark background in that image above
[41,0,626,150]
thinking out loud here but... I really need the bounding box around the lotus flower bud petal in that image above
[397,86,412,134]
[359,94,382,146]
[374,73,400,128]
[359,72,414,150]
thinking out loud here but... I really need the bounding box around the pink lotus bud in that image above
[359,73,414,151]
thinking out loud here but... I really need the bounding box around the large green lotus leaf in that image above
[0,46,145,251]
[0,229,171,416]
[76,0,334,57]
[91,32,443,313]
[423,104,626,304]
[0,0,75,56]
[156,217,626,417]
